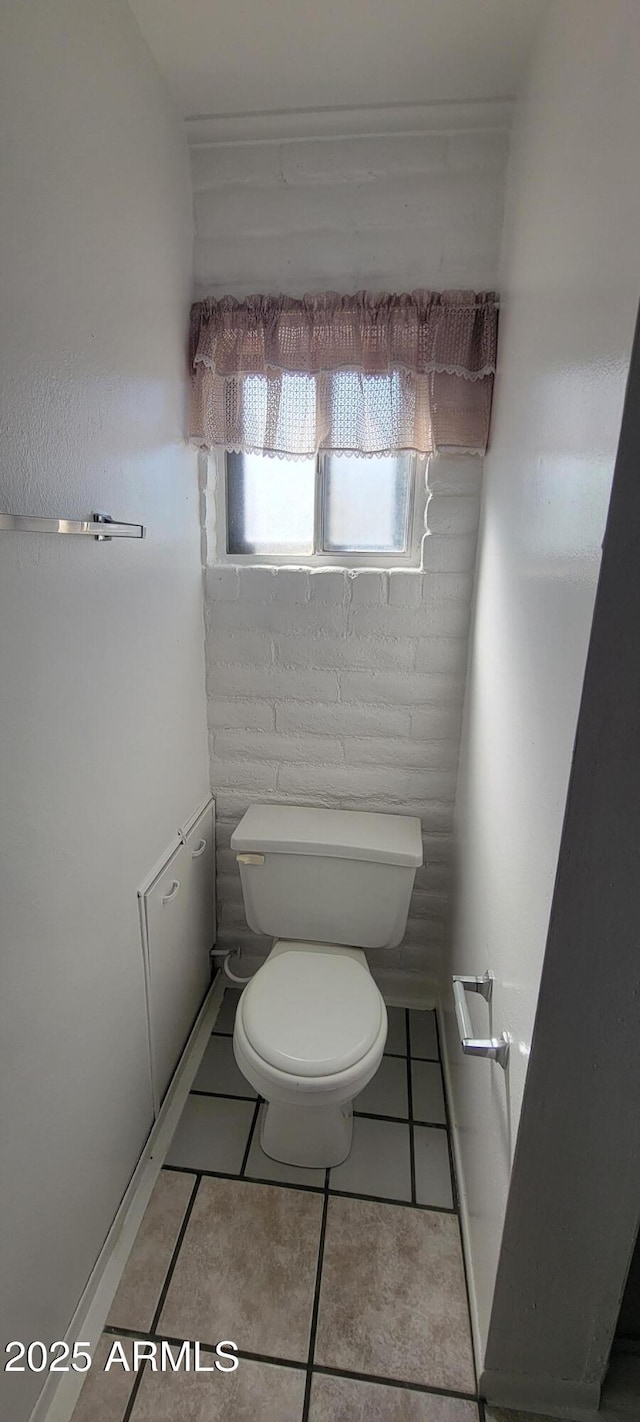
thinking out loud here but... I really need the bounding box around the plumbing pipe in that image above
[222,950,254,984]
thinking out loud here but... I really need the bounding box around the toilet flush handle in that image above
[236,853,265,865]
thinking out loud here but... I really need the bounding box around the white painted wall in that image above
[444,0,640,1372]
[0,4,209,1418]
[130,0,541,120]
[205,459,481,995]
[191,126,508,298]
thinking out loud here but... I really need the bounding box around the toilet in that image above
[231,804,422,1168]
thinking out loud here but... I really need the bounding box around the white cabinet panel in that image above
[141,800,215,1106]
[184,801,216,959]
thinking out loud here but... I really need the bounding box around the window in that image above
[218,450,427,567]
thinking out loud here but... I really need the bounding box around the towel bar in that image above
[452,972,509,1069]
[0,511,145,539]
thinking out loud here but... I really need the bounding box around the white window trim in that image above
[207,449,430,570]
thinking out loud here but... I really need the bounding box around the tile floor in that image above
[72,993,483,1422]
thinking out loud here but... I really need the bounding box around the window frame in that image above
[211,449,429,569]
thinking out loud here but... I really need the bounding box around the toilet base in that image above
[260,1098,353,1169]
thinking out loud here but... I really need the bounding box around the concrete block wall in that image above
[193,118,505,992]
[191,127,509,298]
[205,456,482,993]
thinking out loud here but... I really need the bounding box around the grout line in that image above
[328,1188,455,1215]
[169,1103,444,1132]
[301,1170,330,1422]
[353,1109,447,1130]
[162,1163,457,1211]
[190,1088,257,1102]
[104,1326,305,1372]
[434,1012,460,1215]
[406,1009,417,1206]
[121,1356,147,1422]
[382,1050,408,1060]
[163,1162,325,1193]
[239,1099,261,1177]
[219,1345,304,1373]
[354,1109,409,1123]
[311,1362,478,1402]
[102,1326,479,1402]
[244,1173,323,1195]
[149,1174,201,1335]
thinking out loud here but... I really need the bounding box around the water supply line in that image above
[210,947,254,985]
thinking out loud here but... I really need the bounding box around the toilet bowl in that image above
[230,804,422,1169]
[233,942,387,1167]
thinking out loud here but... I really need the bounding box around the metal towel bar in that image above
[452,972,509,1069]
[0,511,145,540]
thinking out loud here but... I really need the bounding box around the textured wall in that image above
[0,4,209,1418]
[442,0,640,1390]
[205,458,481,994]
[191,128,509,298]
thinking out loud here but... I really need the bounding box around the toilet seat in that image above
[233,944,388,1161]
[239,947,383,1077]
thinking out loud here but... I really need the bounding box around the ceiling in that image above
[129,0,543,126]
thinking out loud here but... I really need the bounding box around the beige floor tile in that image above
[70,1335,136,1422]
[107,1170,196,1331]
[315,1196,475,1394]
[309,1372,479,1421]
[130,1355,306,1421]
[158,1177,323,1362]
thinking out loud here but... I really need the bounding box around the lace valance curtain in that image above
[189,290,498,457]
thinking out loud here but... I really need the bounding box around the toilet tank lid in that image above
[231,804,423,867]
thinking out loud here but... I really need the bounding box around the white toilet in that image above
[231,804,422,1168]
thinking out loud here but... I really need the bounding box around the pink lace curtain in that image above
[189,290,498,457]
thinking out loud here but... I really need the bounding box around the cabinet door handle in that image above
[191,838,207,858]
[452,972,509,1069]
[162,879,180,905]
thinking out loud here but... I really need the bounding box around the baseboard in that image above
[33,975,226,1422]
[436,998,485,1382]
[598,1350,640,1418]
[479,1367,601,1420]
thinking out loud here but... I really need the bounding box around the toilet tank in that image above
[231,805,422,950]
